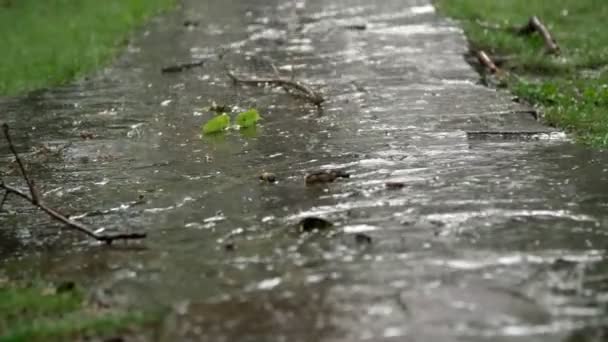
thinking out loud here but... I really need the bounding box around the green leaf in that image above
[202,113,231,135]
[235,108,261,129]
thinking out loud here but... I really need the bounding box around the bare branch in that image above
[0,187,9,211]
[476,50,499,74]
[270,63,292,94]
[0,183,145,243]
[519,16,560,55]
[466,130,551,140]
[2,123,38,203]
[226,69,324,107]
[161,60,205,73]
[476,16,560,55]
[0,124,146,244]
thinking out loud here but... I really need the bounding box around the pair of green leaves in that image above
[202,108,262,135]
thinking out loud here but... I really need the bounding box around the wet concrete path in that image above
[2,0,608,341]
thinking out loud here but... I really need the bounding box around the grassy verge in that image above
[435,0,608,146]
[0,281,154,341]
[0,0,175,96]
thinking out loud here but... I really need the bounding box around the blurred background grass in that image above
[0,0,175,96]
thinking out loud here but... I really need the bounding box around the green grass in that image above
[435,0,608,146]
[0,0,175,96]
[0,282,153,341]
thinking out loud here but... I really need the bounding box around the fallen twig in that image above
[466,130,553,140]
[476,50,500,74]
[4,125,38,203]
[476,16,560,55]
[0,191,8,210]
[226,69,324,107]
[0,124,146,244]
[343,24,367,31]
[466,53,515,67]
[270,63,293,94]
[305,170,350,185]
[516,16,560,54]
[161,60,205,73]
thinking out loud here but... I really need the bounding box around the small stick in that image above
[161,60,205,73]
[0,191,8,211]
[0,124,145,244]
[270,63,292,94]
[226,69,324,107]
[0,183,146,243]
[466,130,551,140]
[343,24,367,31]
[476,16,560,55]
[525,16,560,54]
[476,50,499,73]
[3,124,38,204]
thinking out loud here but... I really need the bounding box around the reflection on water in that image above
[1,0,608,341]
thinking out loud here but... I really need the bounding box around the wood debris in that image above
[226,69,324,107]
[0,124,146,244]
[305,170,350,185]
[161,60,205,73]
[476,50,500,74]
[516,16,560,54]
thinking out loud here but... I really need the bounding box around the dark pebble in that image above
[299,217,333,232]
[385,181,405,190]
[354,233,372,244]
[259,172,277,183]
[344,24,367,30]
[56,281,76,293]
[183,20,200,27]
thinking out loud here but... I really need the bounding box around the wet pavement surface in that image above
[2,0,608,341]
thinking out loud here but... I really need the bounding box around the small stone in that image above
[305,171,336,185]
[79,131,95,140]
[56,281,76,293]
[299,217,333,232]
[354,233,372,244]
[385,181,405,190]
[259,172,277,183]
[183,20,200,27]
